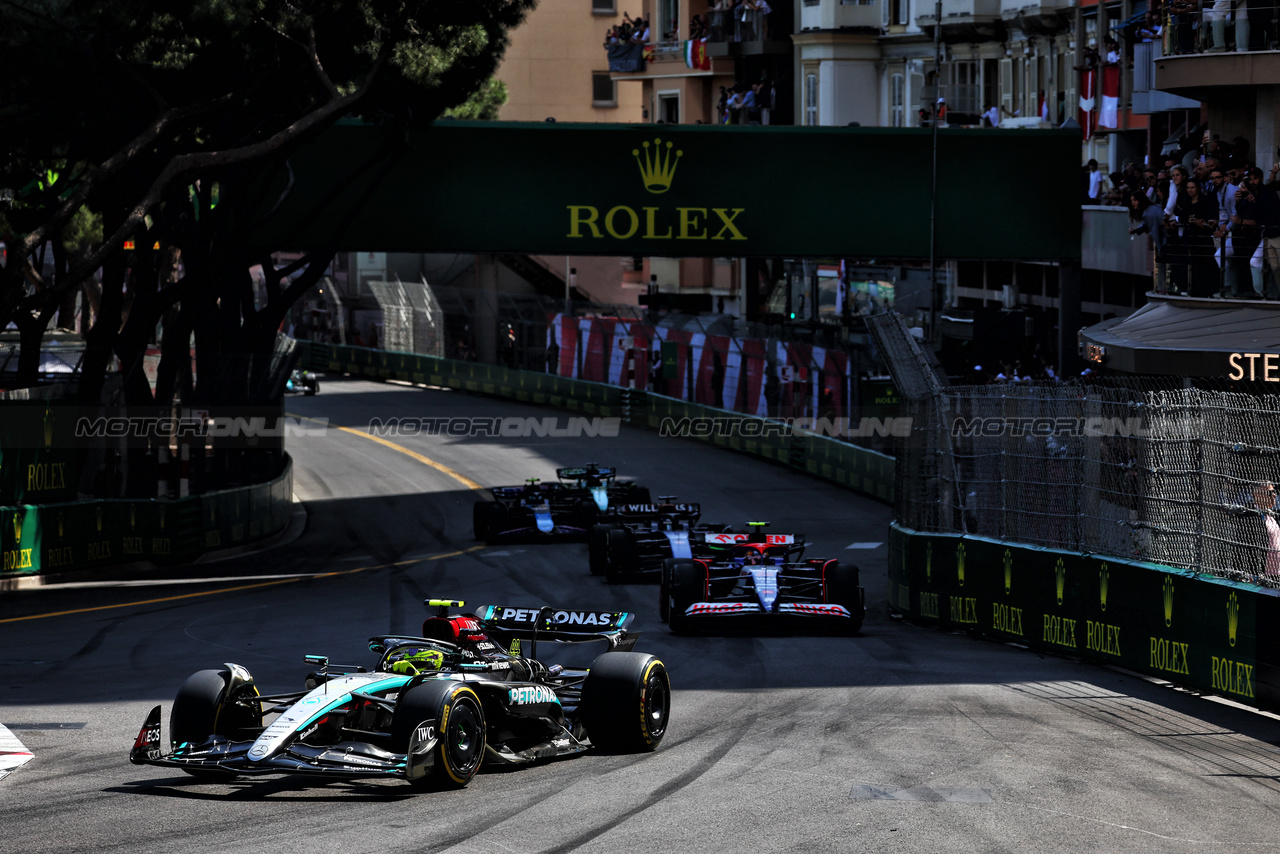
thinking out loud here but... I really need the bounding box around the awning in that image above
[1078,296,1280,379]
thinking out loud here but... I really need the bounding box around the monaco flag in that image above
[1078,68,1096,140]
[1098,65,1120,129]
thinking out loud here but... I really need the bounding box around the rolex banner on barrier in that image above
[243,121,1082,261]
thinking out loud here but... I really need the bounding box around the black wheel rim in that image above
[444,698,483,776]
[643,670,670,740]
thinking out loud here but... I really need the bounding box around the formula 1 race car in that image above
[588,498,734,583]
[473,464,651,544]
[658,527,864,635]
[285,369,319,395]
[130,599,671,789]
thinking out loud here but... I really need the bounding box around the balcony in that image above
[607,40,729,79]
[1150,9,1280,96]
[798,0,882,32]
[918,0,1005,43]
[1082,206,1151,278]
[704,6,794,56]
[998,0,1072,37]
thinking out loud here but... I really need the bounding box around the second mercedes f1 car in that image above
[473,464,650,544]
[130,599,671,789]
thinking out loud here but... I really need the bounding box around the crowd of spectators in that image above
[704,0,775,42]
[603,12,650,47]
[1093,133,1280,298]
[716,80,777,124]
[1150,0,1280,54]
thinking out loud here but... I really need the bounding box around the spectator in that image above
[1252,481,1280,576]
[1209,166,1240,296]
[716,86,729,124]
[981,103,1001,128]
[1085,159,1104,203]
[1129,192,1168,293]
[742,81,761,124]
[1102,171,1129,205]
[1175,177,1220,296]
[726,85,743,124]
[690,14,707,39]
[1232,173,1265,297]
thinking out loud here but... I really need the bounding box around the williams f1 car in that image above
[473,464,650,544]
[658,526,864,635]
[130,599,671,789]
[588,498,734,583]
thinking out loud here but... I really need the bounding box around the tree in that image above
[1,0,536,406]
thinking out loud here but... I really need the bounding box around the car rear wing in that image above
[700,532,800,546]
[473,604,638,650]
[556,465,616,482]
[614,502,700,518]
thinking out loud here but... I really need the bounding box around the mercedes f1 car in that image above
[285,369,319,395]
[588,498,734,583]
[130,599,671,789]
[658,526,865,635]
[473,464,650,544]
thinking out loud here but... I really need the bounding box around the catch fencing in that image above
[897,376,1280,586]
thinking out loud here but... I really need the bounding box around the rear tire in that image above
[668,559,705,635]
[827,563,865,635]
[628,485,652,504]
[604,528,636,583]
[392,681,486,789]
[660,558,697,624]
[479,503,508,544]
[472,502,490,541]
[580,652,670,753]
[589,524,619,575]
[170,668,261,780]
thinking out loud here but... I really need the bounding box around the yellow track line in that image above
[293,414,484,491]
[7,420,489,624]
[0,546,485,624]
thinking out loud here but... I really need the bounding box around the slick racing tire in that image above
[575,499,599,531]
[473,501,492,541]
[170,668,261,780]
[392,681,486,789]
[581,652,670,753]
[827,563,866,635]
[589,524,619,575]
[305,381,318,396]
[667,559,705,635]
[474,502,508,544]
[659,558,696,623]
[604,528,636,584]
[627,484,652,504]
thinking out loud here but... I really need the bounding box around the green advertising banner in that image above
[247,121,1081,261]
[0,401,81,505]
[890,525,1273,709]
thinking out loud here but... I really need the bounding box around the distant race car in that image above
[658,525,865,635]
[130,598,671,789]
[473,464,650,544]
[285,369,319,395]
[588,497,734,583]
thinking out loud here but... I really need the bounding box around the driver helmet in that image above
[386,647,445,676]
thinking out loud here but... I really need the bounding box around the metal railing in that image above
[1157,5,1280,55]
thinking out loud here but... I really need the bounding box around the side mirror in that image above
[304,655,328,668]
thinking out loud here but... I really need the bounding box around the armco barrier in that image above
[1,455,293,581]
[887,523,1280,708]
[305,342,896,502]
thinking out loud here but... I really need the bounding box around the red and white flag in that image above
[1078,68,1096,140]
[1098,65,1120,129]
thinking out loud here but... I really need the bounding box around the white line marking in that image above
[845,542,884,550]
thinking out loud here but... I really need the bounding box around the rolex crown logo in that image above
[633,138,682,194]
[159,509,166,532]
[1228,592,1240,647]
[1099,563,1109,612]
[130,504,137,530]
[1055,558,1066,605]
[57,510,65,538]
[925,542,932,583]
[956,542,965,587]
[43,404,54,450]
[13,513,22,543]
[1162,575,1174,627]
[1003,549,1012,595]
[95,506,103,533]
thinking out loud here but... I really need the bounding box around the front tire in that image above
[580,652,670,753]
[604,528,636,583]
[170,668,261,780]
[667,559,705,635]
[827,562,865,635]
[660,558,697,623]
[392,681,487,789]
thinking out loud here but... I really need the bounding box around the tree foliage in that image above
[0,0,535,402]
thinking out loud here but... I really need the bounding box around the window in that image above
[592,72,617,107]
[592,0,617,14]
[890,0,908,26]
[890,73,904,128]
[805,72,818,126]
[658,0,679,40]
[658,91,680,124]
